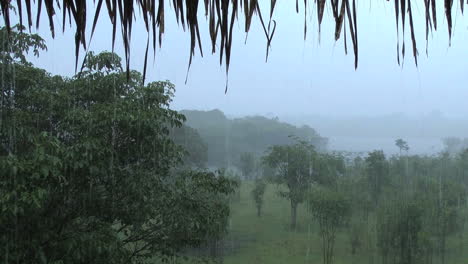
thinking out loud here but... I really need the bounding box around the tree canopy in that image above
[263,138,318,229]
[0,28,237,263]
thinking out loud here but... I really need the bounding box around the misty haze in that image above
[1,1,468,264]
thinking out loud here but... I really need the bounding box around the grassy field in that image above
[221,181,468,264]
[173,181,468,264]
[222,181,367,264]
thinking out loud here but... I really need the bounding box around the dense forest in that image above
[1,27,468,264]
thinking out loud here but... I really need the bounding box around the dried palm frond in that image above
[0,0,465,85]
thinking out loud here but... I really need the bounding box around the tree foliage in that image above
[365,150,389,207]
[395,138,409,154]
[251,178,267,217]
[263,138,317,229]
[171,125,208,168]
[344,149,468,264]
[377,197,426,264]
[308,187,350,264]
[0,28,236,263]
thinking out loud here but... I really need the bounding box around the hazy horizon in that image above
[179,108,462,155]
[13,0,468,154]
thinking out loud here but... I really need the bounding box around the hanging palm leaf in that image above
[0,0,464,84]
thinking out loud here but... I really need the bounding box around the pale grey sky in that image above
[21,0,468,119]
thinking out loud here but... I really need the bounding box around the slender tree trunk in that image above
[290,200,298,230]
[458,197,464,254]
[209,239,217,260]
[217,239,224,264]
[441,233,446,264]
[257,205,261,217]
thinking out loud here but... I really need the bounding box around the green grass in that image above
[222,181,368,264]
[168,181,468,264]
[222,181,468,264]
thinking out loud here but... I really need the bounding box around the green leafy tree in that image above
[308,187,351,264]
[457,148,468,188]
[0,28,236,263]
[251,178,267,217]
[419,177,466,264]
[365,150,389,207]
[263,138,316,230]
[313,152,346,188]
[377,197,425,264]
[221,168,242,202]
[395,138,409,155]
[171,125,208,168]
[0,25,46,65]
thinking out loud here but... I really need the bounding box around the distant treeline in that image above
[175,109,328,168]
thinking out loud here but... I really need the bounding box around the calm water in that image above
[329,136,444,156]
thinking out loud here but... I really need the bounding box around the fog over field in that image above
[280,112,467,155]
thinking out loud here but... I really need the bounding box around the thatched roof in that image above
[0,0,463,83]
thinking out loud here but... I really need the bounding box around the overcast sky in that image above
[21,0,468,119]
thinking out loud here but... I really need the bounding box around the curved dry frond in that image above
[0,0,465,84]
